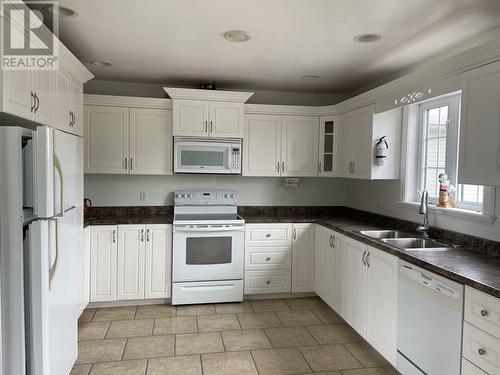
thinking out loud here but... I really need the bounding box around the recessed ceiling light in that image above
[90,60,112,67]
[44,5,77,17]
[353,33,382,43]
[223,30,251,43]
[301,74,320,80]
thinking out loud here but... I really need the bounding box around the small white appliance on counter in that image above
[397,260,464,375]
[0,125,82,375]
[173,137,242,174]
[172,190,244,305]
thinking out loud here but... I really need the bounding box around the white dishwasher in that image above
[397,260,464,375]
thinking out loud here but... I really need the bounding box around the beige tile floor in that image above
[71,297,398,375]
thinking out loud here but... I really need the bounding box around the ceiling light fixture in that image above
[301,74,320,80]
[353,33,382,43]
[44,5,77,17]
[223,30,251,43]
[90,60,112,67]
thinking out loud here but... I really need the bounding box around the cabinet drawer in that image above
[245,224,292,246]
[465,286,500,339]
[462,358,488,375]
[244,270,291,294]
[463,321,500,375]
[245,247,291,270]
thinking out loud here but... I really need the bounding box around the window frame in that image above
[400,92,496,222]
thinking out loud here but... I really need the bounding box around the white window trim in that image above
[399,95,496,224]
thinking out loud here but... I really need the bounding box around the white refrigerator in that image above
[0,125,83,375]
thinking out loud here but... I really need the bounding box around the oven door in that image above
[172,225,244,282]
[174,140,232,173]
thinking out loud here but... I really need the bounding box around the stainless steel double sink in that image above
[359,230,454,251]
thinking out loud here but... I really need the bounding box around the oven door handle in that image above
[173,225,244,232]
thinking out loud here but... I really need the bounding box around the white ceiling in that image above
[49,0,500,93]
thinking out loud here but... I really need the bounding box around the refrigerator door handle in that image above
[53,150,64,218]
[48,218,60,290]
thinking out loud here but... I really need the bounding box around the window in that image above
[411,94,492,213]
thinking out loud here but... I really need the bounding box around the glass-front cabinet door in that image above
[318,116,337,176]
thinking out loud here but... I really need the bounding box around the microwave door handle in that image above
[53,151,64,218]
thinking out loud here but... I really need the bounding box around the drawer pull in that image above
[265,257,271,262]
[265,234,271,238]
[480,309,488,317]
[478,348,486,356]
[266,280,270,285]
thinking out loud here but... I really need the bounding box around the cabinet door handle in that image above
[329,235,332,247]
[266,280,271,285]
[124,158,128,170]
[362,250,367,266]
[366,251,370,267]
[352,161,355,174]
[478,348,486,356]
[72,111,76,126]
[112,229,116,243]
[140,228,144,242]
[332,236,335,248]
[210,121,213,133]
[281,161,285,173]
[205,121,208,133]
[293,228,297,240]
[130,158,133,170]
[480,309,488,317]
[266,233,271,238]
[265,257,271,262]
[318,161,322,173]
[146,228,150,242]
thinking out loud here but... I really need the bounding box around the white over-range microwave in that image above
[174,137,242,174]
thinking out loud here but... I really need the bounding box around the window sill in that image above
[396,201,497,224]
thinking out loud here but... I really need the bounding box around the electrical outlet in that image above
[140,191,148,201]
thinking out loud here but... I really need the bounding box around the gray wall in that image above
[84,175,348,207]
[83,80,347,106]
[344,179,500,242]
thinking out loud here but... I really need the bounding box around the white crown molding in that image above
[164,87,254,103]
[244,103,323,116]
[84,94,172,109]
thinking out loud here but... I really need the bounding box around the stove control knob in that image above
[230,193,235,199]
[224,193,229,198]
[175,193,181,198]
[187,194,192,198]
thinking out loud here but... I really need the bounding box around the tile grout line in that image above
[296,345,314,374]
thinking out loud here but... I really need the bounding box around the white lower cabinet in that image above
[463,286,500,375]
[145,225,172,299]
[343,238,369,337]
[244,223,314,295]
[292,223,315,293]
[90,224,172,302]
[90,225,118,302]
[80,226,91,313]
[117,225,146,300]
[365,246,398,366]
[314,225,345,312]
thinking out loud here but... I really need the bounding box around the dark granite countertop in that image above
[84,206,500,298]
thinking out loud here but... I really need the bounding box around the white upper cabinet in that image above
[459,61,500,186]
[1,69,55,126]
[318,116,337,177]
[165,87,253,138]
[244,115,282,176]
[84,105,130,174]
[338,105,401,180]
[209,101,244,137]
[291,223,315,293]
[55,66,71,132]
[173,99,210,136]
[130,108,173,175]
[282,116,319,177]
[243,114,320,177]
[84,96,173,175]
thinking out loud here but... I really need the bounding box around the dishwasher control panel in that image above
[400,265,460,299]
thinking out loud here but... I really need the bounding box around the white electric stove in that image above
[172,190,245,305]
